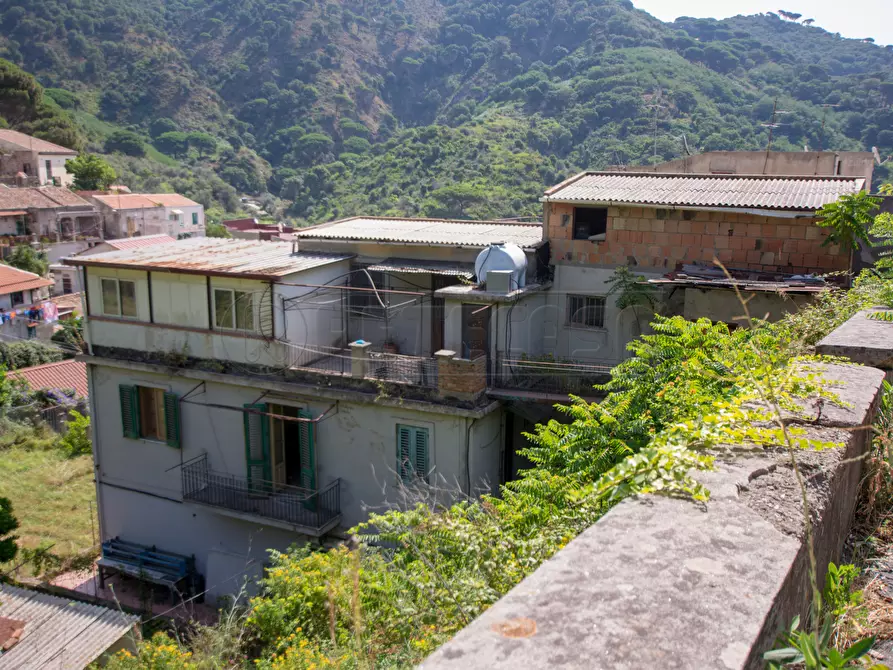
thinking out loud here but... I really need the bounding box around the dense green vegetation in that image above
[0,1,889,223]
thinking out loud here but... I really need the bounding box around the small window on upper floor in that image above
[573,207,608,241]
[213,288,255,331]
[567,295,606,329]
[100,278,137,317]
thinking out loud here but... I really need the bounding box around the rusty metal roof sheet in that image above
[64,238,352,279]
[296,216,544,248]
[0,583,138,669]
[366,258,475,277]
[542,172,865,211]
[100,234,177,251]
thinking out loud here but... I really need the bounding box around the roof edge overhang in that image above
[538,199,821,218]
[297,237,545,250]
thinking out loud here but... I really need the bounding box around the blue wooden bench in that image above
[98,537,201,604]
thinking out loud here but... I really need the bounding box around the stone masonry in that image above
[546,202,850,274]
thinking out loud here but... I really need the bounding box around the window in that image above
[213,288,255,331]
[348,269,386,317]
[100,278,137,317]
[567,295,606,329]
[119,385,181,447]
[192,212,199,226]
[397,424,429,484]
[62,275,73,294]
[573,207,608,241]
[10,291,24,307]
[45,159,52,180]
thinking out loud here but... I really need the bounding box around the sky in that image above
[632,1,893,45]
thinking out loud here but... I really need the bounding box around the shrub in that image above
[0,340,63,370]
[58,410,90,457]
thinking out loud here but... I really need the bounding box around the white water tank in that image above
[475,242,527,291]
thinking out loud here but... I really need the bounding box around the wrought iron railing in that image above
[285,342,350,375]
[493,355,612,397]
[181,455,341,534]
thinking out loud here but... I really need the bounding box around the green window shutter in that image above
[164,392,181,448]
[192,212,198,226]
[119,385,140,439]
[413,428,429,483]
[298,409,316,491]
[397,425,412,484]
[243,404,270,490]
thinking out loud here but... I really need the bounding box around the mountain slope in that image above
[0,0,890,222]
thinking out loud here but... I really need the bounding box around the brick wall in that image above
[546,203,850,274]
[437,353,487,398]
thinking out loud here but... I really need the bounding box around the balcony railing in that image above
[283,342,439,389]
[181,455,341,535]
[493,355,612,397]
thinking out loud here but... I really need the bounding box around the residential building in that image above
[0,263,52,311]
[91,194,205,239]
[67,231,531,600]
[0,129,78,186]
[51,235,176,296]
[0,186,101,240]
[223,218,296,240]
[68,166,865,603]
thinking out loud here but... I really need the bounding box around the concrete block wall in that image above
[421,331,887,669]
[546,203,850,274]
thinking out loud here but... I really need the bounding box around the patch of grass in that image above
[0,447,96,561]
[144,144,179,167]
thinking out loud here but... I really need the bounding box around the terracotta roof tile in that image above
[9,360,88,397]
[0,264,53,294]
[0,129,78,155]
[92,193,200,210]
[0,186,91,210]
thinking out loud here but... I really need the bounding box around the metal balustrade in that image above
[493,355,612,397]
[181,455,341,535]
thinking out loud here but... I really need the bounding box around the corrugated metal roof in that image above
[0,129,78,155]
[0,264,54,294]
[296,217,544,248]
[10,360,89,397]
[0,583,138,669]
[101,235,177,251]
[542,172,865,211]
[366,258,474,277]
[64,237,352,279]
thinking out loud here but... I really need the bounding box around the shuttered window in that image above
[243,403,271,490]
[119,385,181,447]
[397,425,429,484]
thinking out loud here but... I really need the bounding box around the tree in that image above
[205,221,232,238]
[816,191,881,251]
[65,153,116,190]
[149,117,178,138]
[104,129,146,157]
[154,131,190,157]
[422,184,489,218]
[0,495,18,563]
[4,244,48,276]
[186,131,217,157]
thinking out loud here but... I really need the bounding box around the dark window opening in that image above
[573,207,608,241]
[567,295,606,329]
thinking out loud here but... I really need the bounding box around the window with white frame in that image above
[100,278,137,317]
[567,295,606,329]
[213,288,255,331]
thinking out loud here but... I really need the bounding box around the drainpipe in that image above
[87,363,107,544]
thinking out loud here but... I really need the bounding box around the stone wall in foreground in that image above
[421,314,892,670]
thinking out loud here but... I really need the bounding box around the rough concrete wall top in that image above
[419,363,885,670]
[816,309,893,370]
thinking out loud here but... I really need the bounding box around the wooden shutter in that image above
[243,404,270,490]
[413,428,429,483]
[397,425,412,484]
[119,385,140,439]
[298,409,316,491]
[164,392,181,448]
[258,287,274,339]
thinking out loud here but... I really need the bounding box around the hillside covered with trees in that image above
[0,0,890,222]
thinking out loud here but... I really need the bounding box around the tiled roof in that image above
[0,129,78,155]
[101,234,177,251]
[0,583,138,668]
[0,186,91,210]
[51,292,84,314]
[92,193,199,210]
[297,216,544,248]
[0,264,53,294]
[65,237,352,279]
[10,359,89,397]
[542,172,865,211]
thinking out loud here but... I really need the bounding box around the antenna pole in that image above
[766,98,777,151]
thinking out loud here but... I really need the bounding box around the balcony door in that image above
[268,404,316,493]
[461,303,490,360]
